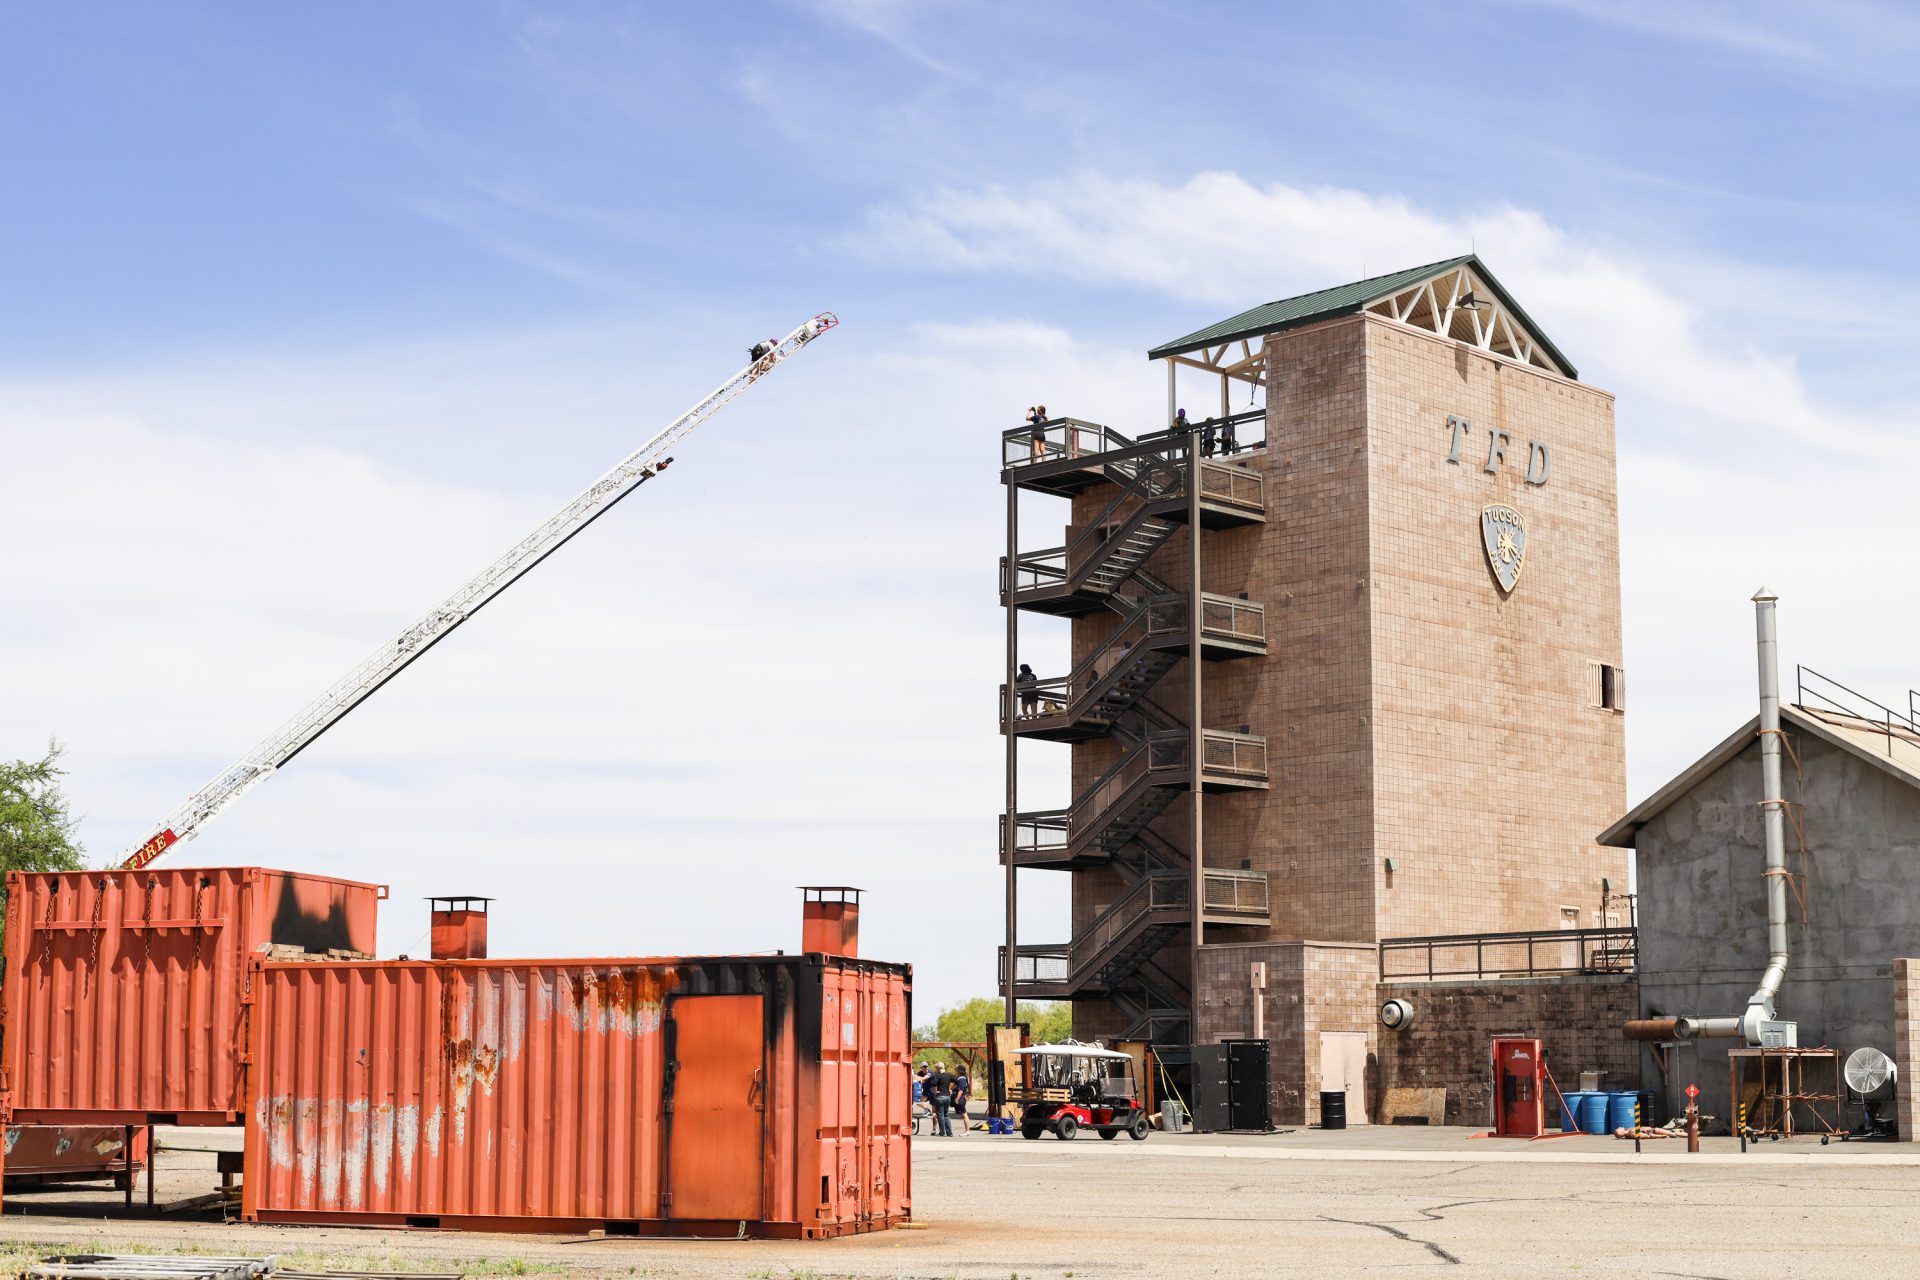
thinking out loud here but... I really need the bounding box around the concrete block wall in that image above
[1636,729,1920,1124]
[1375,974,1640,1126]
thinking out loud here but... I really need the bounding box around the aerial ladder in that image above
[117,313,838,871]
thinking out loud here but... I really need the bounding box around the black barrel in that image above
[1320,1090,1347,1130]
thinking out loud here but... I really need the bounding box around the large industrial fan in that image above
[1843,1046,1898,1140]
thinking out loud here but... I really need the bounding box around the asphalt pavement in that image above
[0,1124,1912,1277]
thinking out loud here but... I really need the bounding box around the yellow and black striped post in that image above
[1633,1098,1642,1154]
[1739,1101,1747,1154]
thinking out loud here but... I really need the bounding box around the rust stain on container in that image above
[1,1124,146,1185]
[241,954,910,1237]
[0,867,384,1125]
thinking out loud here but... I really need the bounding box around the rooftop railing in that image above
[1378,926,1637,981]
[1795,665,1920,764]
[1002,417,1135,469]
[1138,407,1267,456]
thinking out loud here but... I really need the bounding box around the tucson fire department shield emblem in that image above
[1481,504,1527,593]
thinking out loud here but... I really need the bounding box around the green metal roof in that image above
[1145,254,1577,379]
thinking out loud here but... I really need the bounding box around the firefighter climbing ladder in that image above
[118,313,840,871]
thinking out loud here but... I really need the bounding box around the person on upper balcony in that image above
[1015,663,1039,717]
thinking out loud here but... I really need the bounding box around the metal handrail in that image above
[1137,407,1267,456]
[1002,744,1171,858]
[1200,729,1267,779]
[1002,592,1265,725]
[1000,448,1186,594]
[1060,453,1186,574]
[1003,417,1134,468]
[1002,869,1270,989]
[1198,592,1265,644]
[1202,868,1270,915]
[1007,727,1269,857]
[1378,926,1638,981]
[1148,728,1268,777]
[1001,594,1181,723]
[1198,460,1264,511]
[1794,665,1920,760]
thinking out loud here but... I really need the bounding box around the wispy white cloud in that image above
[801,0,968,79]
[851,170,1920,462]
[1488,0,1920,81]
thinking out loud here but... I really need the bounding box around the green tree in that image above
[0,741,88,927]
[918,996,1077,1046]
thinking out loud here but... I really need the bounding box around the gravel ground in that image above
[0,1125,1914,1278]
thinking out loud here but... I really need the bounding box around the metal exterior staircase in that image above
[1004,590,1267,742]
[998,411,1275,1047]
[1005,720,1268,870]
[1002,451,1188,615]
[1002,869,1270,1001]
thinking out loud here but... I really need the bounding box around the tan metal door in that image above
[1318,1031,1370,1125]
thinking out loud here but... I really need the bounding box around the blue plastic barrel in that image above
[1607,1092,1638,1133]
[1559,1090,1587,1131]
[1578,1092,1609,1135]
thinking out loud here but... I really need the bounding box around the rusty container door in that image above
[810,958,910,1236]
[1,867,382,1124]
[665,995,764,1222]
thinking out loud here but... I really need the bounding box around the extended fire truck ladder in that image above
[117,313,840,872]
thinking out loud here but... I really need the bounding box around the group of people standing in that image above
[914,1061,972,1136]
[1170,407,1238,455]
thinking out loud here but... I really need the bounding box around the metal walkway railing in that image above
[1379,926,1637,981]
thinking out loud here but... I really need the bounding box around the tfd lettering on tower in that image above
[1445,414,1549,486]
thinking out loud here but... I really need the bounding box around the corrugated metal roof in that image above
[1145,253,1577,378]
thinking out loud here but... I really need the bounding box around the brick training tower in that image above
[998,255,1631,1122]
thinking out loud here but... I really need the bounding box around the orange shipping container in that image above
[242,953,910,1237]
[1,868,384,1124]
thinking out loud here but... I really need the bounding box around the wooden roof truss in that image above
[1363,263,1566,375]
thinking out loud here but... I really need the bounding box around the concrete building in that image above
[999,256,1632,1123]
[1600,693,1920,1127]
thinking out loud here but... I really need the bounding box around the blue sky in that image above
[6,2,1920,1016]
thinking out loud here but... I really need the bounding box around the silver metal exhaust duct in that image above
[1741,586,1790,1044]
[1624,590,1790,1048]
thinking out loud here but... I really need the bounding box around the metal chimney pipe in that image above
[1620,591,1792,1047]
[1741,587,1790,1044]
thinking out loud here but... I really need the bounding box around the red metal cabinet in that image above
[1491,1037,1545,1138]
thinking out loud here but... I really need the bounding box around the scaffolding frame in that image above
[1729,1046,1843,1140]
